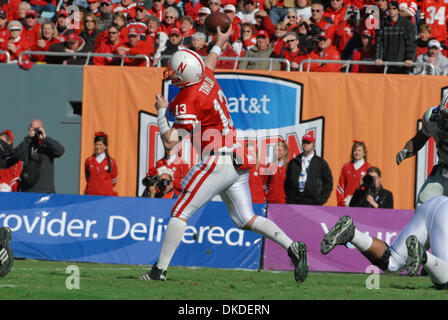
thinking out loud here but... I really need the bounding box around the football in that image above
[204,12,232,34]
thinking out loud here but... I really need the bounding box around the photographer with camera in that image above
[141,166,177,199]
[15,119,65,193]
[349,166,393,209]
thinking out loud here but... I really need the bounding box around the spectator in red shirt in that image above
[275,31,308,70]
[145,15,163,59]
[87,0,101,17]
[115,26,151,66]
[266,140,289,204]
[179,15,195,48]
[94,11,128,47]
[55,8,71,37]
[22,9,41,46]
[160,6,181,34]
[148,0,166,21]
[30,21,62,62]
[208,0,222,13]
[254,9,275,36]
[184,0,208,21]
[324,0,347,29]
[194,6,211,35]
[112,0,136,20]
[351,29,380,73]
[415,24,431,59]
[48,32,89,65]
[191,31,209,56]
[93,23,123,65]
[0,10,9,45]
[223,4,241,43]
[0,130,22,192]
[216,38,239,69]
[336,140,371,206]
[308,2,336,43]
[272,21,288,45]
[17,1,31,24]
[302,30,341,72]
[85,132,118,196]
[284,8,300,32]
[28,0,56,16]
[233,21,256,56]
[0,20,32,62]
[3,0,21,21]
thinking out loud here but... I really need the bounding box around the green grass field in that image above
[0,259,447,300]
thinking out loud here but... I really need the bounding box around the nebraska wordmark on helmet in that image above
[165,49,205,87]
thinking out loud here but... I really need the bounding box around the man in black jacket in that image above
[16,119,65,194]
[374,0,416,74]
[284,133,333,205]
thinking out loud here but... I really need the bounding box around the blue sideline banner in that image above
[0,193,264,270]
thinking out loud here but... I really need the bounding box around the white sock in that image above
[157,217,187,270]
[424,252,448,285]
[351,229,373,252]
[250,216,293,250]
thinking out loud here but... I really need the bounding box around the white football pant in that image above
[389,196,448,284]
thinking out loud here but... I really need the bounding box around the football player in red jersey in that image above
[139,26,309,283]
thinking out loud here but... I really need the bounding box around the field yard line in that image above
[0,284,19,288]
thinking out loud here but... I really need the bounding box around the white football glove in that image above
[396,149,413,165]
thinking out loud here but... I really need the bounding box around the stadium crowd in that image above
[0,0,447,73]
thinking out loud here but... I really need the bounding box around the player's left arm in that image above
[205,26,233,72]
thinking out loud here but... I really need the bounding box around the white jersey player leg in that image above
[388,196,448,284]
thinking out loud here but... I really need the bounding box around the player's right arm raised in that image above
[205,26,232,72]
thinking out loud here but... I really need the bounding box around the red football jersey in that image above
[420,0,448,41]
[169,67,237,154]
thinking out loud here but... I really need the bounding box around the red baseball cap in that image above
[25,9,37,17]
[302,133,315,143]
[0,130,14,142]
[66,32,81,42]
[101,0,112,4]
[57,9,68,17]
[128,27,138,36]
[169,28,181,36]
[257,30,270,41]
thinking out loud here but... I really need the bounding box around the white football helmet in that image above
[438,92,448,131]
[163,49,205,87]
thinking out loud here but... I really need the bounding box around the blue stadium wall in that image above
[0,64,84,195]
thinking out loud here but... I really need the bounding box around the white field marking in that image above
[0,284,19,288]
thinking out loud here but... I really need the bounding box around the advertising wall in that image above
[81,67,448,210]
[263,204,413,273]
[1,193,264,270]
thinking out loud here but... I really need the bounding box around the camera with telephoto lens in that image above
[359,174,375,196]
[157,178,171,193]
[142,174,159,188]
[32,128,43,146]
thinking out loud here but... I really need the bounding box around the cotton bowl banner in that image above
[0,192,264,269]
[263,204,414,273]
[137,73,324,195]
